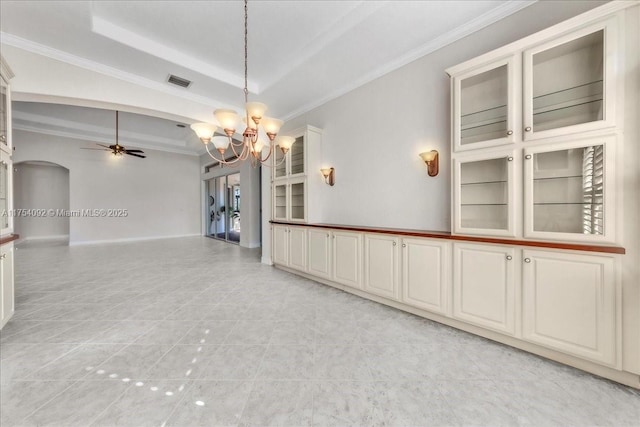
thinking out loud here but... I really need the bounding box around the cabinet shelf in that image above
[533,175,583,181]
[461,180,507,186]
[460,203,507,206]
[534,202,603,206]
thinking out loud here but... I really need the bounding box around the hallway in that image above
[1,237,638,426]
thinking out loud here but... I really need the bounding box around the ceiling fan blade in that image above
[126,152,146,158]
[125,149,144,153]
[81,147,111,151]
[96,143,112,149]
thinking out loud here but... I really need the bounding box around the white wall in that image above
[13,129,201,245]
[13,162,70,241]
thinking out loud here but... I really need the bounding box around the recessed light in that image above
[176,124,186,128]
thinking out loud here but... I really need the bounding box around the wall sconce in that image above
[419,150,439,177]
[320,167,335,186]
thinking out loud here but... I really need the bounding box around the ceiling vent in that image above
[167,74,192,88]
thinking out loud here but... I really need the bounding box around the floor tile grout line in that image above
[15,379,85,425]
[85,379,136,427]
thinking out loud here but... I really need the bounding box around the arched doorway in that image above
[13,161,70,244]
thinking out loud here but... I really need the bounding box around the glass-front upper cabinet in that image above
[453,151,517,237]
[273,135,305,179]
[523,19,616,141]
[290,180,306,221]
[523,136,615,242]
[0,75,8,153]
[452,56,518,152]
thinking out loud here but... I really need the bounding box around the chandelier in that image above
[190,0,294,167]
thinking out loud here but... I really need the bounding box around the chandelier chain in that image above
[244,0,249,104]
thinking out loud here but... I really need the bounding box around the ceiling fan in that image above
[82,111,146,158]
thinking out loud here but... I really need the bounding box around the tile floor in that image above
[1,237,639,427]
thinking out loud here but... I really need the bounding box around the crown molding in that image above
[0,32,239,112]
[280,0,537,121]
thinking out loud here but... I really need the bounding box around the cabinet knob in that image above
[524,126,532,132]
[507,157,513,162]
[506,130,513,136]
[326,233,329,237]
[525,154,532,160]
[506,255,512,261]
[402,243,406,248]
[0,254,5,259]
[524,258,531,263]
[392,242,397,246]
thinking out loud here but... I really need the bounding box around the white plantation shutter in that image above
[582,145,604,235]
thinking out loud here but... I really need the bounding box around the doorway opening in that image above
[206,172,240,244]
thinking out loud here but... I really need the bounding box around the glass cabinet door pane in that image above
[290,136,304,175]
[532,145,604,235]
[531,30,604,133]
[290,182,305,221]
[274,147,286,178]
[274,184,287,220]
[460,64,509,146]
[0,160,7,229]
[0,78,7,149]
[460,158,509,230]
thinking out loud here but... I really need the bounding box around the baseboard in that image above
[261,256,273,265]
[21,234,69,242]
[69,233,201,246]
[246,242,261,249]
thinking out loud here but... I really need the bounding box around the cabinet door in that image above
[308,229,331,279]
[452,55,518,152]
[273,183,288,220]
[0,75,8,153]
[363,234,399,300]
[453,152,517,237]
[332,231,362,289]
[0,243,14,328]
[523,136,615,243]
[0,151,11,234]
[453,243,516,335]
[289,135,305,176]
[522,249,617,366]
[288,227,307,272]
[401,238,450,315]
[289,180,306,222]
[523,18,617,141]
[272,226,289,266]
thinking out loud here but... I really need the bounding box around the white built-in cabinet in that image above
[522,249,617,366]
[448,14,621,244]
[453,243,517,336]
[0,55,14,330]
[363,234,399,300]
[271,126,322,223]
[1,243,14,328]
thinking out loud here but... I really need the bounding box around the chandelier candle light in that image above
[190,0,294,167]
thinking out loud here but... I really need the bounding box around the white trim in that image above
[281,0,536,122]
[20,235,69,242]
[0,32,238,112]
[69,233,201,246]
[261,256,273,265]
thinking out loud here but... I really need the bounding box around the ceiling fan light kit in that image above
[190,0,293,168]
[81,110,146,158]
